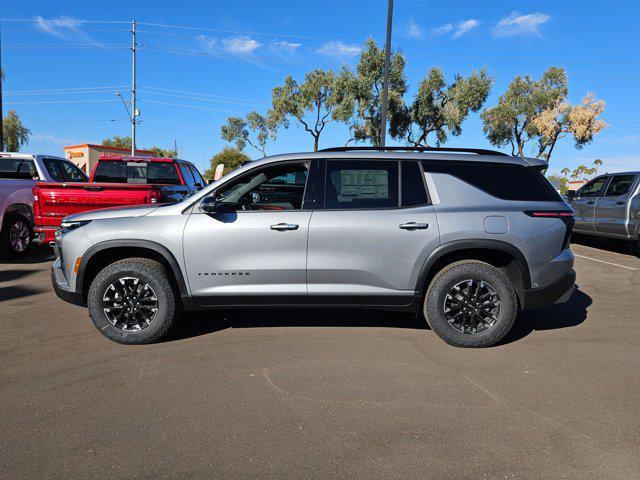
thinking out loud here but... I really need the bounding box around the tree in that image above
[339,38,407,146]
[481,67,607,162]
[271,69,352,151]
[396,67,493,146]
[149,146,178,158]
[203,147,249,180]
[2,110,31,152]
[221,112,276,158]
[570,158,604,180]
[101,135,131,149]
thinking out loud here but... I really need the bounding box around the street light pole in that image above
[379,0,394,148]
[130,19,137,156]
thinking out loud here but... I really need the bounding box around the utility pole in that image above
[379,0,394,148]
[0,18,4,150]
[131,19,137,156]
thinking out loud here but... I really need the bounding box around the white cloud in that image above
[493,12,551,38]
[34,16,103,47]
[315,41,361,60]
[430,23,453,36]
[196,35,218,52]
[221,36,263,54]
[271,41,302,52]
[453,19,480,38]
[406,18,424,39]
[32,133,75,146]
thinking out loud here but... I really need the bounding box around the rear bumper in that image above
[51,258,85,307]
[522,269,576,310]
[33,226,57,245]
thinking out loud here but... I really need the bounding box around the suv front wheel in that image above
[424,260,518,348]
[87,258,180,344]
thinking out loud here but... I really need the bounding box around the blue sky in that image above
[1,0,638,175]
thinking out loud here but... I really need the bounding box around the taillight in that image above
[524,210,575,250]
[32,186,41,217]
[150,189,161,204]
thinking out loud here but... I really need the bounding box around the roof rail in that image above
[318,146,509,156]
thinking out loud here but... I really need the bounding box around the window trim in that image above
[199,159,313,214]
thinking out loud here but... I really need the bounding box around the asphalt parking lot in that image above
[1,240,639,479]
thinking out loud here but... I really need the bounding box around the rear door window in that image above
[325,160,399,209]
[179,163,196,189]
[189,164,205,187]
[401,161,429,206]
[42,158,66,182]
[59,160,88,182]
[603,175,636,197]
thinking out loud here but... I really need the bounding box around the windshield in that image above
[93,161,181,185]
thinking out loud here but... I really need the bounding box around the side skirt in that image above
[186,294,420,313]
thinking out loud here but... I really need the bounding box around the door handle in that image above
[270,223,299,231]
[616,201,625,205]
[399,222,429,230]
[587,200,594,204]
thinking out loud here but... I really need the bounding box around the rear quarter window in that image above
[93,161,181,185]
[0,158,37,180]
[422,161,562,202]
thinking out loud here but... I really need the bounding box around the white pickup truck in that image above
[567,171,640,249]
[0,153,87,258]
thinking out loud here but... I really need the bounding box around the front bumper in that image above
[51,258,85,307]
[522,269,576,310]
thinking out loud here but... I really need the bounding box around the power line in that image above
[138,87,267,107]
[5,85,128,94]
[4,99,121,105]
[0,18,130,24]
[29,118,129,125]
[3,43,129,48]
[140,98,243,114]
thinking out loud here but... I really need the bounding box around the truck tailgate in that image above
[33,182,159,228]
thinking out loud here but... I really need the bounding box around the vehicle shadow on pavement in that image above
[166,308,427,342]
[0,263,49,302]
[572,234,639,258]
[501,287,592,345]
[167,289,592,344]
[0,246,55,265]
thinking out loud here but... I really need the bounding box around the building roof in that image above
[64,144,154,154]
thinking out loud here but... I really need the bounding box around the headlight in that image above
[59,220,91,232]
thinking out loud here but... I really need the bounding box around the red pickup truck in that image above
[33,156,206,244]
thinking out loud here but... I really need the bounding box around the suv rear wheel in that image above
[0,214,32,259]
[424,260,518,348]
[87,258,180,344]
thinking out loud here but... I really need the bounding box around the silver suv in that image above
[51,147,576,348]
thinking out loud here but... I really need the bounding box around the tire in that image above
[87,258,180,344]
[0,214,32,259]
[424,260,518,348]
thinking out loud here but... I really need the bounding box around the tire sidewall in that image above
[1,214,32,258]
[88,261,176,344]
[425,262,518,348]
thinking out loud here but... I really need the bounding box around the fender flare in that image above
[414,239,531,294]
[75,239,189,298]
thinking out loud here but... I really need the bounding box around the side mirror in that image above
[566,190,576,200]
[199,196,236,214]
[194,182,203,190]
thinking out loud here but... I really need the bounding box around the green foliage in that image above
[546,174,568,193]
[338,38,407,146]
[221,112,276,158]
[396,67,493,146]
[101,135,132,149]
[569,158,604,180]
[149,146,178,158]
[481,67,606,162]
[203,147,250,180]
[2,110,31,152]
[271,69,351,151]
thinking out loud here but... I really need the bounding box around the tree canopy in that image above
[395,67,493,146]
[221,112,276,157]
[271,69,352,151]
[481,67,606,162]
[2,111,31,152]
[203,147,250,180]
[101,135,132,149]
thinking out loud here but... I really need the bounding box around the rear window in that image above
[93,161,181,185]
[0,158,38,180]
[421,161,562,202]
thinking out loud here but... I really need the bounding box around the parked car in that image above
[567,172,639,247]
[33,156,206,245]
[51,147,575,348]
[0,153,87,257]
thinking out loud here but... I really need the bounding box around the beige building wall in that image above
[63,144,154,175]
